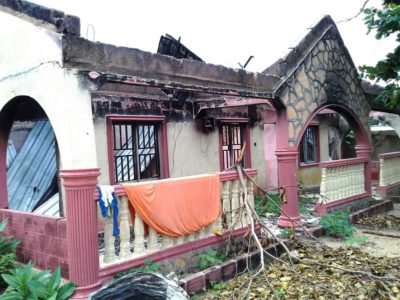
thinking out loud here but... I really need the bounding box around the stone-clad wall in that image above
[278,29,370,146]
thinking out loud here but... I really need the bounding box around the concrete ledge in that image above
[307,199,393,238]
[179,241,288,294]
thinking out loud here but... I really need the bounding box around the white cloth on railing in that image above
[97,185,120,236]
[98,185,114,210]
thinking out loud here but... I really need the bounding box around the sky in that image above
[29,0,395,74]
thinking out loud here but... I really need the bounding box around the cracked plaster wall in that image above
[94,119,268,189]
[0,12,97,170]
[278,30,371,147]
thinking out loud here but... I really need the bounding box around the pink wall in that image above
[264,124,278,189]
[0,209,69,278]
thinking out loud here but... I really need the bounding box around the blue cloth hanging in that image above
[111,192,120,236]
[97,186,120,237]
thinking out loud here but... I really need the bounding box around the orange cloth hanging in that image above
[123,174,221,237]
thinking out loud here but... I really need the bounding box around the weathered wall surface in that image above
[250,125,267,189]
[319,119,330,162]
[297,166,321,188]
[372,131,400,160]
[94,118,268,189]
[278,28,370,147]
[167,122,219,178]
[0,12,97,170]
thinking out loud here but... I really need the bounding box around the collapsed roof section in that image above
[0,0,386,110]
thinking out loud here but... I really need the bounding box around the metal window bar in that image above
[113,123,160,183]
[222,124,244,169]
[300,127,317,163]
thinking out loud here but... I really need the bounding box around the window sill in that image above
[299,162,319,168]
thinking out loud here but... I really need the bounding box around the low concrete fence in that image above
[316,157,369,214]
[377,151,400,198]
[98,170,257,270]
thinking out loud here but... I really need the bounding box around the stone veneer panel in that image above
[278,28,371,146]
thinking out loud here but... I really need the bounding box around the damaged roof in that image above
[0,0,80,35]
[0,0,381,103]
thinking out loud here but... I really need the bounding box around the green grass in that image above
[255,193,316,217]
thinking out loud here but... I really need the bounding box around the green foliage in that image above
[280,228,295,240]
[274,287,286,298]
[0,253,17,289]
[319,211,355,239]
[359,1,400,109]
[345,235,369,245]
[254,194,281,217]
[208,280,225,291]
[0,262,76,300]
[198,249,224,270]
[114,259,161,279]
[255,194,315,217]
[0,219,20,256]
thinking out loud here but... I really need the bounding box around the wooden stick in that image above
[362,230,400,239]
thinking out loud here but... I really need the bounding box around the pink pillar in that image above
[264,124,278,189]
[276,149,302,227]
[355,144,372,195]
[59,168,101,298]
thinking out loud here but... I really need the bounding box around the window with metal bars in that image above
[220,124,246,170]
[112,122,160,182]
[300,126,318,164]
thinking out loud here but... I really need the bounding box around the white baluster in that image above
[344,165,350,198]
[329,167,336,201]
[351,164,359,195]
[380,159,386,186]
[161,236,174,248]
[320,167,327,203]
[360,163,365,194]
[134,215,145,254]
[119,196,131,259]
[103,216,116,263]
[176,236,185,245]
[222,181,231,229]
[231,179,241,228]
[239,178,247,227]
[147,227,159,251]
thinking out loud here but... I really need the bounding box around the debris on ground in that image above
[196,240,400,300]
[357,214,400,230]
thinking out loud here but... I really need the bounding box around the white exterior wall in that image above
[94,120,268,189]
[0,11,97,170]
[250,125,267,189]
[167,122,219,178]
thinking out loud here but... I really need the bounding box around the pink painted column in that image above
[264,124,278,189]
[355,144,372,195]
[59,168,101,298]
[276,149,302,227]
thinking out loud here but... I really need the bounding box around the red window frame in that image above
[106,115,169,184]
[299,125,320,166]
[218,118,251,171]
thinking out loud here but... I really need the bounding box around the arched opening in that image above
[0,96,61,216]
[296,104,370,189]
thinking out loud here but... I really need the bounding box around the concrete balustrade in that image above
[379,152,400,187]
[319,158,367,203]
[98,170,257,266]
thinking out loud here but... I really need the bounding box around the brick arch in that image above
[277,28,371,147]
[0,96,60,209]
